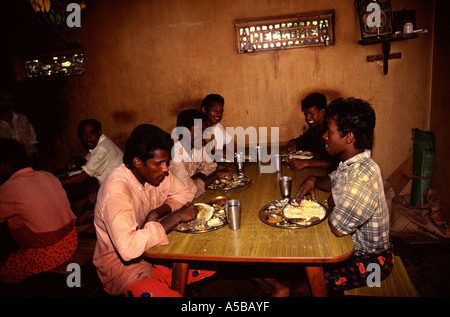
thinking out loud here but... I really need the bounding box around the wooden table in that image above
[144,162,354,297]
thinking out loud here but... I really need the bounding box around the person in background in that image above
[170,109,232,197]
[0,92,40,169]
[61,119,123,186]
[295,97,393,293]
[287,92,339,173]
[93,124,214,296]
[201,93,233,157]
[61,119,123,217]
[0,139,77,284]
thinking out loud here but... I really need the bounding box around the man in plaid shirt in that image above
[296,97,393,293]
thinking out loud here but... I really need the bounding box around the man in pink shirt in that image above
[93,124,214,296]
[0,139,77,283]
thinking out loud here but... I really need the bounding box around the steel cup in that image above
[225,199,242,230]
[279,176,292,199]
[235,154,245,174]
[273,154,282,172]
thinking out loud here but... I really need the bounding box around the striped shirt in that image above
[329,150,390,256]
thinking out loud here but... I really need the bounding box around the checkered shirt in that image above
[329,150,390,256]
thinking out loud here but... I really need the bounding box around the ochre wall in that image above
[430,0,450,211]
[10,0,436,184]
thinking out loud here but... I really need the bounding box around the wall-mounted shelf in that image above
[359,33,419,75]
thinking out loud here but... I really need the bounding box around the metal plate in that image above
[259,199,328,229]
[174,204,227,233]
[207,174,251,191]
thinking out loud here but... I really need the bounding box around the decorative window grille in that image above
[235,10,335,54]
[23,52,85,78]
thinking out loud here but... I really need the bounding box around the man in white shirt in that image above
[201,94,233,157]
[170,109,232,197]
[61,119,123,217]
[0,92,39,168]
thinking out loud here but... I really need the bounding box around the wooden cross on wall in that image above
[367,41,401,75]
[359,33,418,75]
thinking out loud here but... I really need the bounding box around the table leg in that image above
[172,262,189,296]
[305,264,327,297]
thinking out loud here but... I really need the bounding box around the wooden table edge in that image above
[143,247,354,264]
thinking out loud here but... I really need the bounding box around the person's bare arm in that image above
[295,175,331,202]
[142,203,197,233]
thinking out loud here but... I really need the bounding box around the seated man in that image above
[0,139,77,284]
[170,109,232,197]
[201,94,233,158]
[93,124,214,297]
[287,92,339,173]
[61,119,123,216]
[0,92,40,169]
[295,97,393,292]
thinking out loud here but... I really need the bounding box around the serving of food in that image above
[207,174,250,191]
[288,150,314,160]
[174,203,227,233]
[259,198,327,229]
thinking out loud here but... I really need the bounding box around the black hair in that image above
[176,109,204,129]
[77,119,101,138]
[200,94,224,111]
[0,139,30,172]
[325,97,376,150]
[123,124,174,169]
[301,93,327,111]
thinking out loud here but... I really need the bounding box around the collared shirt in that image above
[329,150,390,256]
[82,134,123,184]
[93,164,194,295]
[0,111,38,156]
[0,168,76,249]
[170,140,217,197]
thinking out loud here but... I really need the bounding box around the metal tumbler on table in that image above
[279,176,292,199]
[235,153,245,174]
[225,199,242,230]
[273,154,282,172]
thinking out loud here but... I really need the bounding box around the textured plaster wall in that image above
[11,0,436,183]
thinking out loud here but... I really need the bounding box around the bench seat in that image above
[344,256,419,297]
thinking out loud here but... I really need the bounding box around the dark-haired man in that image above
[287,92,339,173]
[201,93,233,156]
[93,124,214,296]
[61,119,123,218]
[61,119,123,186]
[295,97,393,292]
[170,109,232,197]
[0,92,40,168]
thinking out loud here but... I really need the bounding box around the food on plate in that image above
[288,150,314,160]
[266,215,283,223]
[207,217,225,227]
[208,174,250,190]
[175,203,227,233]
[210,196,229,205]
[283,199,326,224]
[195,203,214,221]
